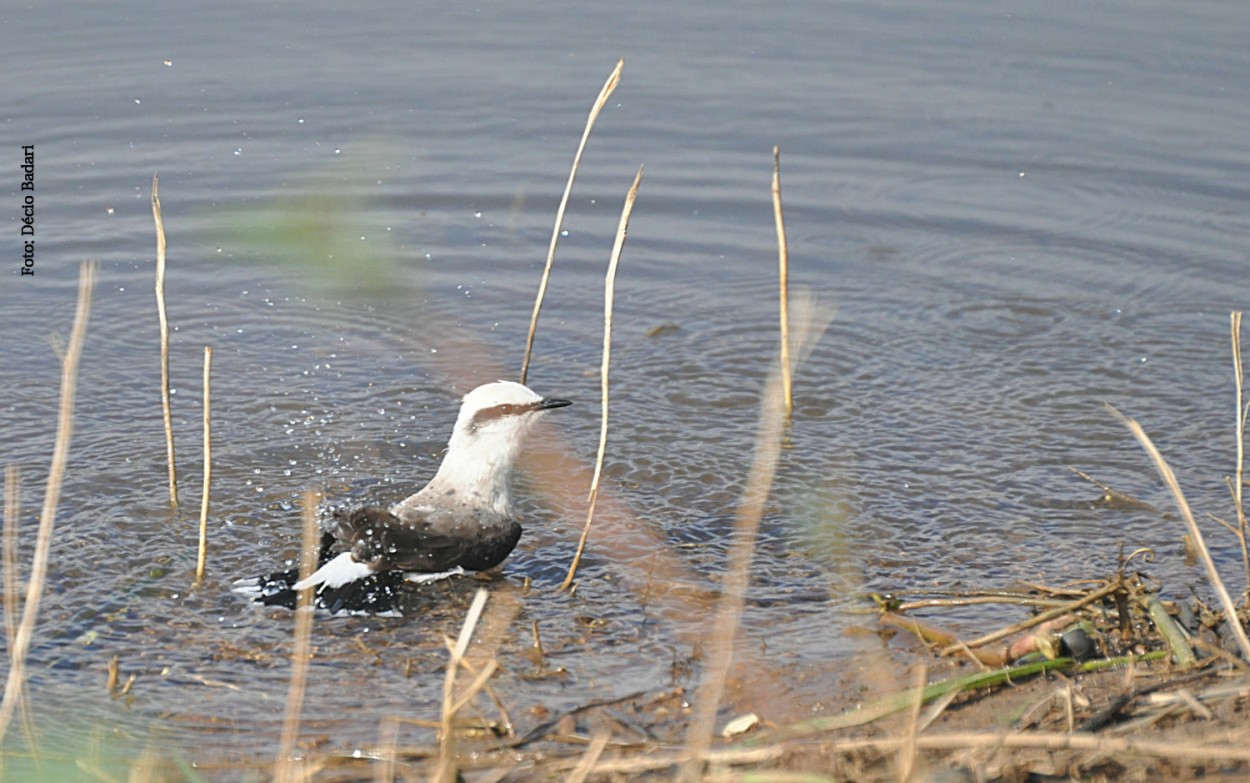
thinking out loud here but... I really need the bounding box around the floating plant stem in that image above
[0,261,96,747]
[153,175,178,508]
[520,58,624,385]
[560,164,642,592]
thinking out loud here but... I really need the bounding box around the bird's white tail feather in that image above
[403,566,465,585]
[293,552,373,591]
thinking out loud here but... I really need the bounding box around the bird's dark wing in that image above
[333,506,478,573]
[333,505,522,573]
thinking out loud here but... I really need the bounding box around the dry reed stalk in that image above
[937,578,1123,656]
[566,730,611,783]
[433,587,490,783]
[196,346,212,583]
[679,293,831,781]
[105,654,119,696]
[373,716,401,783]
[3,466,19,663]
[2,465,38,773]
[273,488,320,783]
[564,728,1250,777]
[1108,404,1250,660]
[897,664,927,783]
[0,260,96,747]
[1232,311,1249,590]
[772,146,792,417]
[560,164,643,592]
[519,58,624,385]
[153,175,178,508]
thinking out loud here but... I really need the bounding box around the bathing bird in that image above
[236,380,572,614]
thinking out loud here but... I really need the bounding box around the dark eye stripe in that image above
[470,402,531,428]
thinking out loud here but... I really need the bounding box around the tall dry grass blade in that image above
[897,664,927,783]
[1232,311,1249,592]
[560,164,643,592]
[373,715,401,783]
[195,346,213,583]
[3,465,39,772]
[273,488,320,783]
[772,146,793,418]
[566,730,611,783]
[519,58,624,385]
[0,260,96,747]
[1108,403,1250,660]
[433,587,490,783]
[679,293,832,781]
[3,466,19,666]
[153,175,178,508]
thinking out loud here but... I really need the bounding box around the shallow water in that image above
[4,0,1250,775]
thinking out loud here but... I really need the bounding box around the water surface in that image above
[3,0,1249,774]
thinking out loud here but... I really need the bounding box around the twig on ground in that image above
[938,579,1123,656]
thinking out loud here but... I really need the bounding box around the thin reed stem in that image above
[3,465,38,769]
[3,466,19,667]
[898,663,928,783]
[196,346,212,583]
[772,146,793,417]
[560,164,643,592]
[679,293,831,781]
[274,488,320,783]
[434,587,490,783]
[1108,404,1250,660]
[520,58,624,385]
[566,730,611,783]
[0,261,96,747]
[1232,311,1249,593]
[153,175,178,508]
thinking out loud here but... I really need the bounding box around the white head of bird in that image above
[419,380,572,514]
